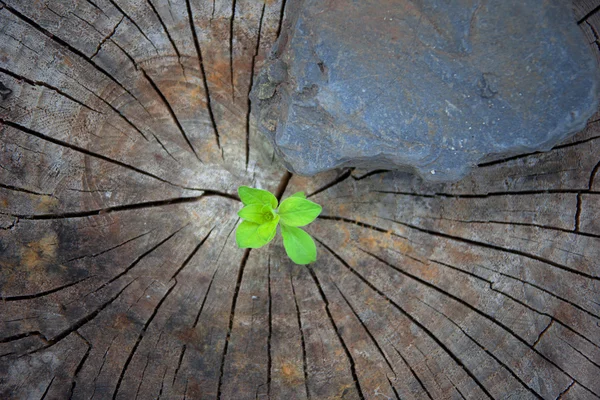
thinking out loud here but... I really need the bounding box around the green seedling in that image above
[236,186,322,265]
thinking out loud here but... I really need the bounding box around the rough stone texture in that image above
[251,0,600,182]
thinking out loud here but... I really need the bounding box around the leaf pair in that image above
[236,186,322,264]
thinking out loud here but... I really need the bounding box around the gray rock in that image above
[250,0,600,182]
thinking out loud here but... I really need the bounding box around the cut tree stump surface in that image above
[0,1,599,399]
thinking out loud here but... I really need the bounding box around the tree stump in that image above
[0,0,599,399]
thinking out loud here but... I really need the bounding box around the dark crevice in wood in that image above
[90,334,119,400]
[84,0,103,13]
[217,248,251,400]
[78,74,151,142]
[315,238,495,399]
[430,258,503,288]
[0,330,49,344]
[332,281,396,376]
[267,255,273,399]
[105,0,159,54]
[477,150,568,168]
[276,0,287,39]
[418,214,600,239]
[306,266,366,400]
[455,387,468,400]
[318,215,396,234]
[412,344,463,400]
[92,29,182,159]
[0,118,234,194]
[388,221,600,320]
[141,68,202,163]
[275,170,293,202]
[560,336,600,369]
[2,30,39,55]
[169,228,213,280]
[585,21,600,59]
[40,376,55,400]
[432,259,600,352]
[85,40,162,144]
[589,159,600,189]
[145,0,181,59]
[477,133,600,167]
[351,169,389,181]
[361,247,579,395]
[90,16,124,59]
[380,217,600,282]
[8,64,174,155]
[152,134,180,163]
[376,188,598,199]
[0,216,17,231]
[416,298,544,399]
[552,134,600,149]
[172,345,187,385]
[112,280,177,399]
[45,5,64,19]
[70,10,103,35]
[185,0,221,150]
[245,4,266,170]
[556,381,575,400]
[193,222,238,329]
[134,356,151,400]
[87,88,152,143]
[578,3,600,24]
[0,182,55,198]
[0,276,91,301]
[476,151,551,168]
[229,0,237,99]
[68,231,153,262]
[575,193,582,232]
[307,168,352,198]
[68,332,92,400]
[0,119,201,190]
[157,367,167,399]
[387,376,401,400]
[588,117,600,125]
[28,280,134,355]
[2,195,206,220]
[0,66,100,113]
[97,226,184,294]
[192,267,219,328]
[290,274,311,400]
[323,216,600,321]
[0,1,597,397]
[390,344,434,400]
[1,3,150,116]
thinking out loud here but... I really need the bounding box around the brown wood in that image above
[1,0,599,398]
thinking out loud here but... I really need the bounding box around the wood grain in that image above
[1,0,599,398]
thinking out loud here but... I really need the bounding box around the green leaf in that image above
[290,192,306,199]
[257,215,279,244]
[238,204,267,224]
[238,186,278,209]
[236,221,263,248]
[278,197,322,227]
[236,216,279,249]
[281,224,317,264]
[238,204,277,224]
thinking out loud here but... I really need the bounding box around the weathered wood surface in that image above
[0,0,599,398]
